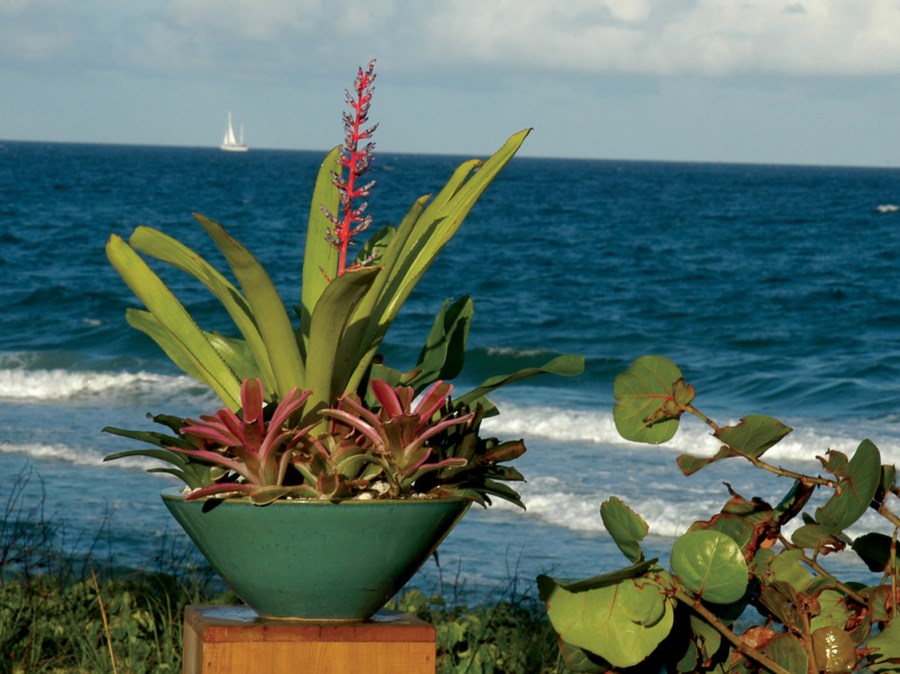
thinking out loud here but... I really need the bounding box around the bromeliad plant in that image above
[103,60,582,507]
[540,356,899,673]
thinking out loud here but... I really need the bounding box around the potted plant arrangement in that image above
[102,60,582,621]
[540,355,899,673]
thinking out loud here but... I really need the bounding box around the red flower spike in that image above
[324,59,379,276]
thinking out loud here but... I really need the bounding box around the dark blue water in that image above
[2,140,899,593]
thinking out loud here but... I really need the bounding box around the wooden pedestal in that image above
[182,605,436,674]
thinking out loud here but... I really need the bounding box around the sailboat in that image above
[220,111,249,152]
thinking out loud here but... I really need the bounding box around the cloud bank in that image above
[2,0,899,79]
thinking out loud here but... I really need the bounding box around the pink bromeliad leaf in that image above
[172,378,313,491]
[321,379,474,495]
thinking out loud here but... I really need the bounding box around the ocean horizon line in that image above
[3,137,899,171]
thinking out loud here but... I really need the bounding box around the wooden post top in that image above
[185,604,436,644]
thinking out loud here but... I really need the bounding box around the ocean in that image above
[2,139,899,598]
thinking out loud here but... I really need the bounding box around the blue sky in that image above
[2,0,899,166]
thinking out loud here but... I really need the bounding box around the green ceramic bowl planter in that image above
[162,488,470,620]
[103,61,583,620]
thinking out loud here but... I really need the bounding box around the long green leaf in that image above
[125,309,209,384]
[106,234,241,409]
[455,354,585,412]
[128,225,277,391]
[127,310,261,388]
[194,213,304,399]
[300,146,342,349]
[305,266,380,424]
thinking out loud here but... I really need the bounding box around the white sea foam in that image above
[876,204,899,213]
[484,346,559,358]
[482,402,900,464]
[505,470,888,541]
[0,366,197,403]
[495,475,720,537]
[0,441,162,472]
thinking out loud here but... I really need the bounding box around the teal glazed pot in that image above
[161,487,470,621]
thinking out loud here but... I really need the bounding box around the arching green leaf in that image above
[128,225,277,392]
[305,266,381,422]
[613,355,689,444]
[195,213,304,400]
[454,354,585,414]
[106,235,241,409]
[670,530,749,604]
[346,129,532,394]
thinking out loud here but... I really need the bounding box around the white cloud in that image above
[415,0,900,77]
[1,0,899,79]
[160,0,324,41]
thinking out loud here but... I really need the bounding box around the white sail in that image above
[220,112,249,152]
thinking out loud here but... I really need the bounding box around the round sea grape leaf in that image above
[670,530,749,604]
[809,590,853,633]
[791,523,845,553]
[764,634,809,674]
[868,585,894,622]
[868,620,900,670]
[768,548,812,593]
[811,627,857,673]
[851,532,893,573]
[714,415,792,460]
[613,355,685,444]
[815,439,882,534]
[600,496,649,563]
[544,579,674,668]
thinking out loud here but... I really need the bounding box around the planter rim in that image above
[160,485,471,506]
